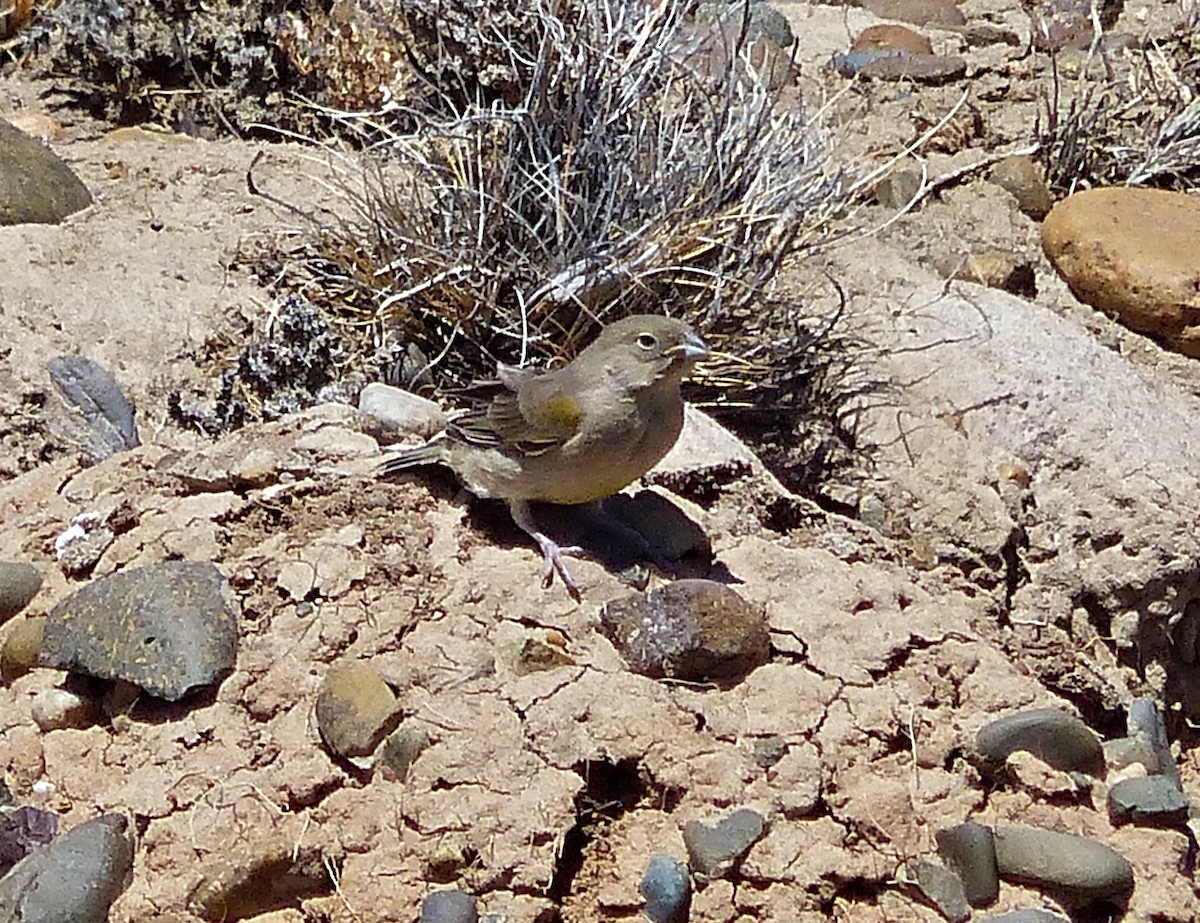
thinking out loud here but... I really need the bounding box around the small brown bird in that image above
[381,314,709,597]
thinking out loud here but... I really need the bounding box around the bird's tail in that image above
[379,439,449,478]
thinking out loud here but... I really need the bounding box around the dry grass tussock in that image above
[1039,21,1200,193]
[251,0,876,491]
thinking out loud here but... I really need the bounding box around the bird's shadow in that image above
[467,488,739,586]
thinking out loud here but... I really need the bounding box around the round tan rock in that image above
[852,24,933,56]
[1,615,44,684]
[1042,187,1200,357]
[316,660,401,760]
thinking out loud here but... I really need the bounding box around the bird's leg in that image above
[509,500,585,599]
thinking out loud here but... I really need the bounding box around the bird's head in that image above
[582,314,709,388]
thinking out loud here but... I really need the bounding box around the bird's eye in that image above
[636,333,658,351]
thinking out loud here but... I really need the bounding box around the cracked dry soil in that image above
[5,3,1200,920]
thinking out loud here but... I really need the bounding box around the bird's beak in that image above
[672,332,709,361]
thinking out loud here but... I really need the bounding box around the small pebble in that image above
[376,724,432,782]
[909,860,970,923]
[751,735,787,769]
[683,807,766,879]
[993,824,1134,902]
[600,580,769,682]
[989,155,1054,221]
[874,169,923,211]
[1107,775,1189,828]
[0,562,41,624]
[640,854,691,923]
[420,889,479,923]
[359,383,448,444]
[975,708,1104,774]
[316,660,402,761]
[936,821,999,908]
[1,616,45,683]
[30,687,99,732]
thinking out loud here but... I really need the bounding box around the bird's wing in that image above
[448,366,584,456]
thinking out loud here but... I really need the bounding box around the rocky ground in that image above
[2,1,1200,922]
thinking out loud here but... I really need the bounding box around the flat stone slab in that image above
[39,560,238,702]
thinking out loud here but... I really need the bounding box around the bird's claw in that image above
[538,541,584,599]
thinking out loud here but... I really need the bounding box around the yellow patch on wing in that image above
[535,395,583,431]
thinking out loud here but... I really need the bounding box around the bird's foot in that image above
[534,536,585,600]
[510,499,586,601]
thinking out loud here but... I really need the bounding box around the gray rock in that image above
[981,912,1070,923]
[683,807,766,879]
[640,854,691,923]
[936,821,999,908]
[993,824,1134,902]
[908,860,970,923]
[420,889,479,923]
[695,1,794,47]
[1126,697,1179,784]
[600,580,769,682]
[316,660,402,761]
[1107,775,1189,827]
[0,119,92,226]
[47,355,140,462]
[39,561,239,702]
[0,563,41,624]
[975,708,1104,774]
[0,814,133,923]
[359,383,447,444]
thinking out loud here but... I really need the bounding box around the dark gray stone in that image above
[600,580,769,682]
[683,807,766,879]
[420,889,478,923]
[1126,697,1179,784]
[936,821,999,907]
[40,561,238,702]
[0,814,132,923]
[975,708,1104,774]
[1107,775,1189,827]
[909,860,970,923]
[0,119,91,226]
[0,562,41,624]
[640,854,691,923]
[48,355,141,462]
[993,824,1133,902]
